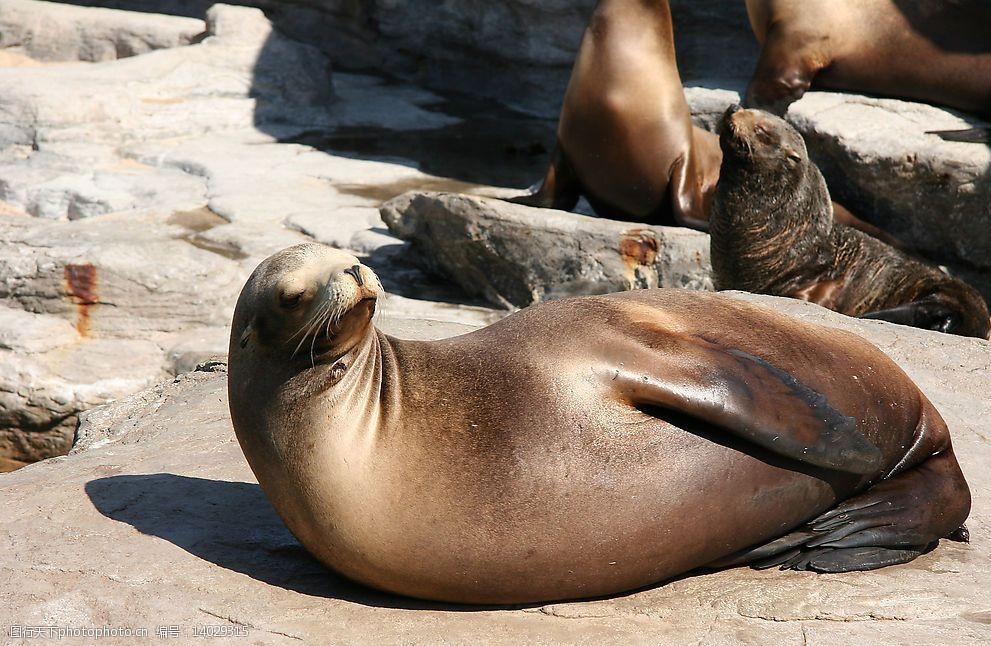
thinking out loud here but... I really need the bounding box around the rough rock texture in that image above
[0,2,501,466]
[0,0,204,63]
[56,0,757,117]
[381,191,712,308]
[2,296,989,644]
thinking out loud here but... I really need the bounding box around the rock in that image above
[0,216,246,338]
[285,207,385,251]
[0,0,204,63]
[381,191,712,308]
[0,3,334,154]
[0,333,167,464]
[2,299,989,644]
[164,326,231,376]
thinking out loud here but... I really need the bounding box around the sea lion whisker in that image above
[292,302,332,358]
[288,301,329,343]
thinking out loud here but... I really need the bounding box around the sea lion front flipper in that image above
[860,298,962,334]
[668,154,711,232]
[611,335,881,474]
[507,141,581,212]
[745,24,825,114]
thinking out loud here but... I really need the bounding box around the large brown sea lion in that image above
[744,0,991,117]
[710,106,991,340]
[228,242,971,604]
[511,0,720,229]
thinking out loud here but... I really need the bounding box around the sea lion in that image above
[710,106,991,340]
[744,0,991,117]
[512,0,907,246]
[228,242,972,604]
[511,0,721,229]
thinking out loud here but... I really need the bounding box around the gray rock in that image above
[0,216,247,338]
[381,191,712,308]
[0,0,204,63]
[2,298,989,644]
[0,3,334,153]
[0,336,167,463]
[163,326,231,375]
[285,207,385,251]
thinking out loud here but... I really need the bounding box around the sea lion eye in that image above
[280,290,304,310]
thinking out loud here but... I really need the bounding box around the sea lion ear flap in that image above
[609,334,882,474]
[239,319,255,349]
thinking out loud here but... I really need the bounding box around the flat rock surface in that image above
[2,296,989,645]
[0,2,502,464]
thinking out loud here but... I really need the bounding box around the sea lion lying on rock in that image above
[710,106,991,339]
[228,242,972,604]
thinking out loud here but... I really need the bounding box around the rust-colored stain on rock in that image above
[619,229,660,266]
[64,263,98,336]
[619,229,662,290]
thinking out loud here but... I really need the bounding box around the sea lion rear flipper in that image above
[861,298,961,334]
[715,446,971,573]
[612,335,881,474]
[507,141,581,212]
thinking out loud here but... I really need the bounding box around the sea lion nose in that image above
[344,264,364,287]
[724,104,742,121]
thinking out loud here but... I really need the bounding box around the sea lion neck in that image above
[590,0,676,43]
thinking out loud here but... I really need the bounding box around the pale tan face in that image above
[233,243,383,364]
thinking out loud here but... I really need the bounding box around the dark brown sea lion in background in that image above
[229,242,971,605]
[744,0,991,116]
[710,106,991,340]
[511,0,720,229]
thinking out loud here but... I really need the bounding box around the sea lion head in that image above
[719,105,808,174]
[231,243,382,365]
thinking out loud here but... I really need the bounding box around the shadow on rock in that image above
[85,473,706,610]
[84,473,496,611]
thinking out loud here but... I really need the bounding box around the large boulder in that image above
[2,298,989,644]
[381,191,712,309]
[0,0,204,62]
